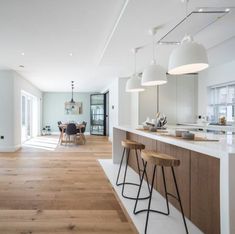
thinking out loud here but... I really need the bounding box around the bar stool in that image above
[116,139,150,200]
[134,150,188,234]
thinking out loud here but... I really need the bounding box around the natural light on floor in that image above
[23,136,59,151]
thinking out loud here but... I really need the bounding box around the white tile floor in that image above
[99,159,203,234]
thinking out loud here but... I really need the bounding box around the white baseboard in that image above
[0,144,21,152]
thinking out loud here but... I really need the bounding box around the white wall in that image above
[0,70,42,152]
[0,71,14,151]
[118,78,131,126]
[198,37,235,116]
[104,78,119,138]
[42,92,92,132]
[102,77,132,140]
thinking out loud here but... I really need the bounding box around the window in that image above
[208,83,235,123]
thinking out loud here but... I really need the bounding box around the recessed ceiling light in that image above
[21,52,25,56]
[225,8,230,12]
[198,8,203,12]
[69,53,73,56]
[19,65,24,68]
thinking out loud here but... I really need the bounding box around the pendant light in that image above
[168,0,209,75]
[69,81,75,106]
[142,28,167,86]
[126,48,145,92]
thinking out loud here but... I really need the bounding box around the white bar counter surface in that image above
[112,125,235,234]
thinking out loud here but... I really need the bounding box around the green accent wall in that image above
[43,92,92,132]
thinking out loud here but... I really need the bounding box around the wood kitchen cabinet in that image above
[190,151,220,234]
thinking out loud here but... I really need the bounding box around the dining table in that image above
[59,123,86,145]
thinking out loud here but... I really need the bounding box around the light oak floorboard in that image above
[0,135,136,234]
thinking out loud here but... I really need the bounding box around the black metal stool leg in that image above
[133,161,147,214]
[121,148,130,197]
[144,165,156,234]
[134,165,170,216]
[142,158,151,194]
[135,149,151,194]
[171,167,189,234]
[116,148,126,186]
[135,149,142,182]
[161,166,170,215]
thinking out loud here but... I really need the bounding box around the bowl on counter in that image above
[182,132,195,140]
[143,125,149,130]
[175,130,189,137]
[149,126,157,132]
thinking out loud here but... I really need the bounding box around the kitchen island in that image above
[112,125,235,234]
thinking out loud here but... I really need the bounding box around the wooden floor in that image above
[0,135,136,234]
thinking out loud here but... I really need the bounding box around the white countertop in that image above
[178,122,235,132]
[114,125,235,159]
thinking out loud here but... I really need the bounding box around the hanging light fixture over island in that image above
[142,27,167,86]
[168,0,209,75]
[126,48,145,92]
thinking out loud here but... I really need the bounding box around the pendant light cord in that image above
[184,0,189,36]
[134,51,136,75]
[185,0,188,18]
[72,86,74,100]
[152,34,156,61]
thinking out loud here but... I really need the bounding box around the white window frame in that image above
[208,82,235,124]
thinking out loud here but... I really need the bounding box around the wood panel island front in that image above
[112,125,235,234]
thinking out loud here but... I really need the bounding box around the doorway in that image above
[105,92,109,136]
[90,93,109,136]
[90,94,105,135]
[21,91,39,143]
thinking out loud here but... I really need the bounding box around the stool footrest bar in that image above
[134,208,170,216]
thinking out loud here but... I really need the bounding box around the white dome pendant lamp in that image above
[126,48,145,92]
[168,0,209,75]
[142,28,167,86]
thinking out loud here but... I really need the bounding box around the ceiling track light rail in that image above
[158,8,231,45]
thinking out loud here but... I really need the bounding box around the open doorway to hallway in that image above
[21,91,39,143]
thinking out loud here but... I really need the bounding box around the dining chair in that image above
[65,123,77,144]
[58,121,65,144]
[76,121,87,144]
[76,121,87,134]
[81,121,87,133]
[57,121,63,132]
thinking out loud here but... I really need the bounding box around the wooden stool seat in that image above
[121,140,145,150]
[141,150,180,167]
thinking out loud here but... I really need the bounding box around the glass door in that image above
[90,94,105,135]
[105,92,109,136]
[21,92,33,142]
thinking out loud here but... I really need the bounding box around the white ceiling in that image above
[0,0,235,92]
